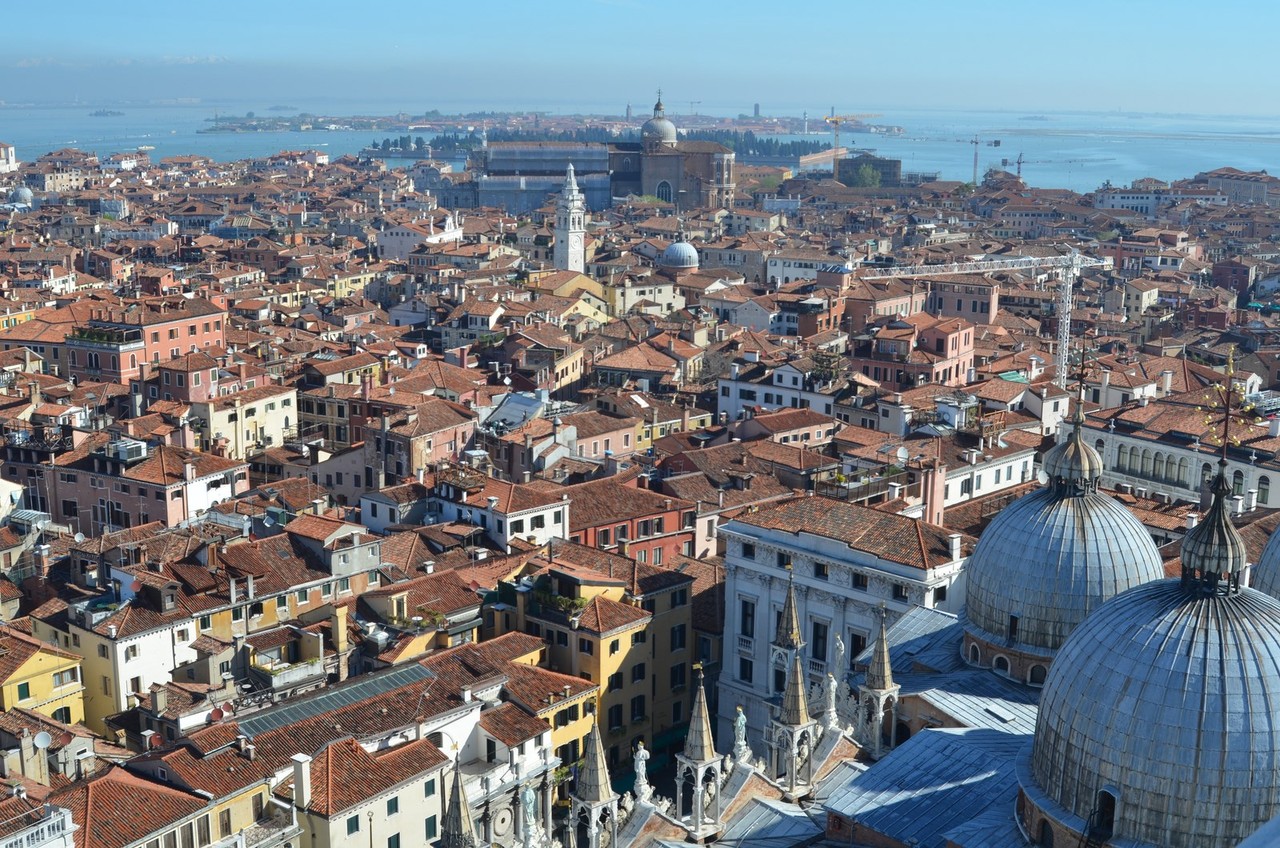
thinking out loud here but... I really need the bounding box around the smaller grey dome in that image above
[8,186,33,204]
[1250,513,1280,599]
[661,241,699,269]
[1182,462,1248,584]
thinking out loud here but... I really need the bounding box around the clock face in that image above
[569,234,583,250]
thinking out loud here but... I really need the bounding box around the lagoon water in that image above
[1,102,1277,194]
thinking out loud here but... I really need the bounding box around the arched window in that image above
[1038,820,1055,847]
[1092,790,1117,839]
[1029,664,1047,686]
[655,181,673,203]
[1116,445,1129,472]
[968,643,980,665]
[1202,463,1214,485]
[51,707,71,724]
[1261,476,1271,505]
[1234,470,1245,496]
[1177,457,1189,485]
[1141,449,1153,477]
[1153,452,1165,481]
[994,655,1010,674]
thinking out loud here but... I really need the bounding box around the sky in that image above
[3,0,1278,117]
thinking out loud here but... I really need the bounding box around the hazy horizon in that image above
[5,0,1278,119]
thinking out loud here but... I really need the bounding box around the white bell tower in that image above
[554,163,586,274]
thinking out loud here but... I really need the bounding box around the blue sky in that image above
[3,0,1276,116]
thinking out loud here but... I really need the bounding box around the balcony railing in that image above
[807,658,826,675]
[737,635,753,653]
[247,657,325,691]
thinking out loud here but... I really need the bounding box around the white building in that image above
[0,142,18,175]
[715,496,969,747]
[377,215,464,262]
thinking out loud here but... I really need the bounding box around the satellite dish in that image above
[32,732,52,750]
[1036,469,1050,485]
[74,532,86,543]
[130,579,143,592]
[59,732,74,747]
[210,708,224,721]
[895,446,909,464]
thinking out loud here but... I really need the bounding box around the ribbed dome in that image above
[1029,579,1280,847]
[963,487,1164,653]
[661,241,699,269]
[8,186,33,204]
[1250,522,1280,599]
[1182,463,1248,584]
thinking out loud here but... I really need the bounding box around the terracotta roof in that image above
[49,766,208,848]
[477,702,550,748]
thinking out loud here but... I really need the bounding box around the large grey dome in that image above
[1029,579,1280,847]
[641,97,677,147]
[963,487,1165,653]
[8,186,32,204]
[661,241,699,269]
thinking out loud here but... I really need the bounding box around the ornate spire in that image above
[575,718,616,806]
[654,89,664,116]
[682,663,718,764]
[773,567,804,651]
[865,606,894,691]
[564,162,578,193]
[1183,348,1255,594]
[778,651,811,727]
[440,758,477,848]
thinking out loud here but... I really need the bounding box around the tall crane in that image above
[859,251,1108,387]
[968,135,1002,185]
[687,100,701,116]
[824,113,882,183]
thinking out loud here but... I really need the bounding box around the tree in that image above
[415,136,427,151]
[852,163,881,188]
[380,138,391,152]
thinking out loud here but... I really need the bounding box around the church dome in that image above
[641,97,678,147]
[963,488,1165,653]
[661,241,699,269]
[8,186,33,204]
[1246,511,1280,600]
[963,407,1163,655]
[1028,579,1280,846]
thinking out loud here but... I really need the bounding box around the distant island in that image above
[1020,115,1050,121]
[267,105,298,112]
[89,109,125,117]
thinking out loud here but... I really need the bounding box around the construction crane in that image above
[687,100,701,116]
[968,136,1002,185]
[859,252,1109,387]
[824,113,882,183]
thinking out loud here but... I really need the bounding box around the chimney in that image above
[1160,369,1173,394]
[1186,512,1200,530]
[1232,494,1246,516]
[416,467,425,484]
[153,686,168,715]
[291,753,313,810]
[461,687,473,703]
[246,574,255,599]
[330,605,349,656]
[948,533,963,562]
[1248,488,1259,512]
[1270,417,1280,439]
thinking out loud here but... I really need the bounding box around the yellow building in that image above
[489,544,695,774]
[0,624,85,725]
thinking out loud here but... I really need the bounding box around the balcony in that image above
[737,635,753,653]
[209,804,300,848]
[807,658,826,676]
[247,657,325,692]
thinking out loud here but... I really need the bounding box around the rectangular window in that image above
[811,621,828,661]
[16,682,29,700]
[669,662,686,689]
[740,599,755,636]
[578,638,594,655]
[631,663,646,683]
[347,817,360,836]
[739,656,753,683]
[387,836,399,848]
[630,694,646,722]
[387,797,399,816]
[608,672,623,692]
[425,817,437,840]
[607,704,623,730]
[853,573,868,591]
[671,624,687,651]
[424,778,436,797]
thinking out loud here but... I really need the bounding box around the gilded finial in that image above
[1199,345,1260,463]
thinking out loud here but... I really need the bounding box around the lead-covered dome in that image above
[1247,508,1280,599]
[963,407,1164,655]
[660,241,699,269]
[1027,580,1280,846]
[7,186,33,204]
[1023,461,1280,847]
[641,97,677,147]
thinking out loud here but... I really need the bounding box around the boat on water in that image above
[137,145,155,152]
[89,109,124,117]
